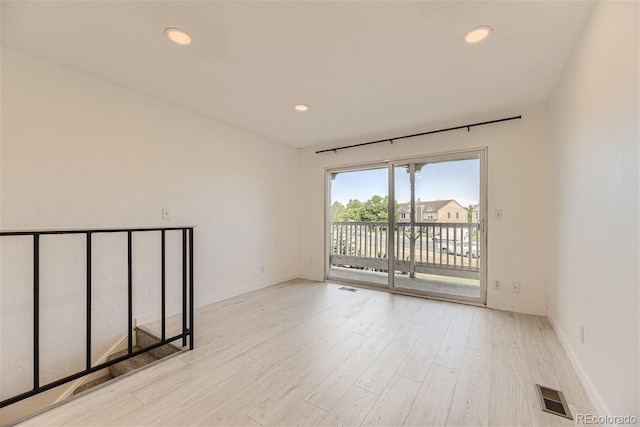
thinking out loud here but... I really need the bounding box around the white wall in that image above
[0,46,299,405]
[297,103,552,315]
[548,1,639,418]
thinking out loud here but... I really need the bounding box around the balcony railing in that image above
[0,226,194,409]
[330,221,479,279]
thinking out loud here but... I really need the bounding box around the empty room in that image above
[0,1,638,426]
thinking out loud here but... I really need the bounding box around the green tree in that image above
[362,195,388,221]
[341,199,364,221]
[467,204,474,223]
[331,201,345,222]
[336,195,394,222]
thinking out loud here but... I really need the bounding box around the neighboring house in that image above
[472,203,480,222]
[397,199,468,223]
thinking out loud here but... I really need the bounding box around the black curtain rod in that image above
[315,115,522,154]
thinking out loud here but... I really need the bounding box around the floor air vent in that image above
[338,287,358,292]
[535,384,572,420]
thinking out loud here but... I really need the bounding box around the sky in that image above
[331,159,480,207]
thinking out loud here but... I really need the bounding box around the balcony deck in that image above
[329,267,481,299]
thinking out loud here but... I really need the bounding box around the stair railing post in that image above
[86,232,92,370]
[182,228,187,347]
[189,227,194,350]
[127,231,133,354]
[161,229,166,341]
[33,233,40,390]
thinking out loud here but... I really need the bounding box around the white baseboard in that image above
[546,310,609,417]
[195,274,299,308]
[136,309,178,326]
[297,274,322,282]
[486,301,547,316]
[135,275,299,326]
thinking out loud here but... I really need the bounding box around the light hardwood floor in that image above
[18,279,596,426]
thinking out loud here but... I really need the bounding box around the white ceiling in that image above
[1,1,594,148]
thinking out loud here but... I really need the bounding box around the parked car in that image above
[432,237,456,255]
[455,241,479,258]
[433,237,479,258]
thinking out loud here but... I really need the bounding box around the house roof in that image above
[397,199,463,212]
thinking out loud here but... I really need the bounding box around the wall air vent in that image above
[535,384,573,420]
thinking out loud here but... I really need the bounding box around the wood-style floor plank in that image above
[111,345,300,426]
[404,363,458,427]
[361,376,421,427]
[320,297,387,344]
[515,312,543,341]
[355,322,424,394]
[14,280,593,427]
[233,416,263,427]
[382,300,423,332]
[421,302,457,340]
[192,340,334,426]
[316,386,379,427]
[489,344,531,426]
[131,353,254,405]
[432,304,476,370]
[305,327,397,412]
[273,401,327,427]
[395,328,442,383]
[466,307,494,354]
[408,298,441,326]
[492,309,518,348]
[248,334,366,426]
[445,348,491,426]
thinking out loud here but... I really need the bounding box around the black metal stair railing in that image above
[0,226,195,409]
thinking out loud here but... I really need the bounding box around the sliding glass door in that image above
[326,149,486,304]
[391,151,485,303]
[327,165,390,287]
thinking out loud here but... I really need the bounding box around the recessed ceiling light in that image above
[294,104,309,112]
[464,26,492,44]
[165,28,192,45]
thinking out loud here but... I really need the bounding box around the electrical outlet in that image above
[493,279,502,290]
[580,325,584,343]
[162,208,170,220]
[260,265,265,274]
[511,281,521,293]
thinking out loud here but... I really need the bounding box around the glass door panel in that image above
[392,154,484,302]
[327,166,389,287]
